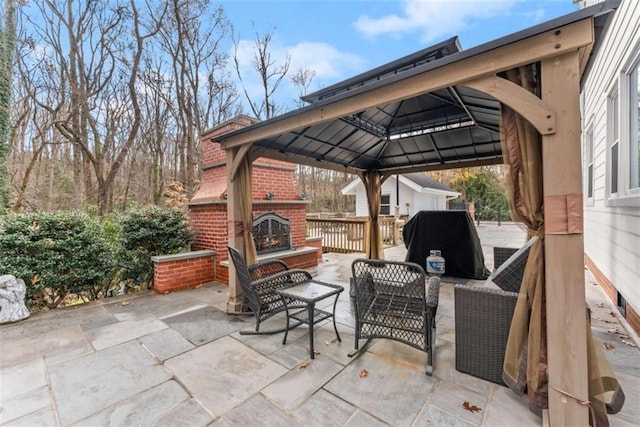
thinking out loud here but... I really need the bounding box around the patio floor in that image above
[1,225,638,426]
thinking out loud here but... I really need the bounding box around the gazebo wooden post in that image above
[226,145,250,312]
[541,50,589,425]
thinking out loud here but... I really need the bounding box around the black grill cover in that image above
[403,211,490,279]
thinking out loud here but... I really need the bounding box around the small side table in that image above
[276,280,344,359]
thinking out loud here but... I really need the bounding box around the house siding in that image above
[581,0,640,333]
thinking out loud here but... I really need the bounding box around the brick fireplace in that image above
[189,115,321,284]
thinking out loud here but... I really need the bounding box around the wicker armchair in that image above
[493,246,519,270]
[454,238,535,384]
[228,246,311,335]
[349,259,441,375]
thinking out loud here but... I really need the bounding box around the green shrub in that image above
[0,212,117,309]
[118,206,194,286]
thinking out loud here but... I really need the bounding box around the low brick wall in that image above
[306,237,323,259]
[152,250,216,294]
[218,247,318,285]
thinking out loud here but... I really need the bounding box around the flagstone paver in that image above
[139,328,195,361]
[213,394,302,426]
[0,358,47,398]
[414,404,478,427]
[427,381,489,425]
[48,341,172,425]
[0,385,50,425]
[85,316,167,350]
[0,325,89,367]
[141,398,213,427]
[262,355,344,410]
[3,407,57,427]
[325,352,438,426]
[343,410,388,426]
[482,386,540,427]
[291,389,357,427]
[164,335,288,418]
[162,306,246,346]
[71,380,189,426]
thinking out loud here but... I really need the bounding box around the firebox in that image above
[253,212,291,254]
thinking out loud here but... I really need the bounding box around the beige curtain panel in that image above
[237,153,257,266]
[362,171,383,260]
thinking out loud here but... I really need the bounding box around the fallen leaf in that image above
[307,349,320,356]
[194,284,202,289]
[609,311,618,318]
[325,338,337,346]
[359,369,368,378]
[31,275,40,285]
[602,342,616,350]
[621,339,637,347]
[462,401,482,413]
[121,301,130,306]
[298,362,310,369]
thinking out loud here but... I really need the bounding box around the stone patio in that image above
[1,224,638,426]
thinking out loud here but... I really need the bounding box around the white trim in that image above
[606,39,640,207]
[584,117,594,206]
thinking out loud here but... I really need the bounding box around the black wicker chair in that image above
[228,246,310,335]
[493,246,519,270]
[454,237,536,384]
[349,259,441,375]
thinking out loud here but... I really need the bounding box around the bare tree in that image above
[234,25,290,120]
[21,0,165,216]
[290,66,315,108]
[154,0,233,198]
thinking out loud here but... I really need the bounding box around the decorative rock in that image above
[0,274,31,323]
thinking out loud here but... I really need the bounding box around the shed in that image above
[341,172,459,216]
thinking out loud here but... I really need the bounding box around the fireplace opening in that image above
[253,212,291,254]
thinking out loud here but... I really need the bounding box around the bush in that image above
[118,206,194,286]
[0,212,117,309]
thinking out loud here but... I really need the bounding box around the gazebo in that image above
[212,2,621,425]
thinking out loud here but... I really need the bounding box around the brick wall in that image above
[152,251,216,294]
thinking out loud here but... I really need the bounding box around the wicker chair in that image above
[493,246,519,270]
[349,259,441,375]
[228,246,311,335]
[454,238,535,384]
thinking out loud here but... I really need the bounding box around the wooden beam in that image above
[578,21,594,77]
[463,75,556,135]
[541,51,589,426]
[229,143,252,181]
[226,147,247,313]
[220,19,593,150]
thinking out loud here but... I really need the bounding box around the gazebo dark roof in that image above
[216,1,618,176]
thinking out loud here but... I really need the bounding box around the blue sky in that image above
[225,0,579,108]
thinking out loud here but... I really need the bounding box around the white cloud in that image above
[354,0,517,43]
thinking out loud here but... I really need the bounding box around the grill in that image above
[253,212,291,254]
